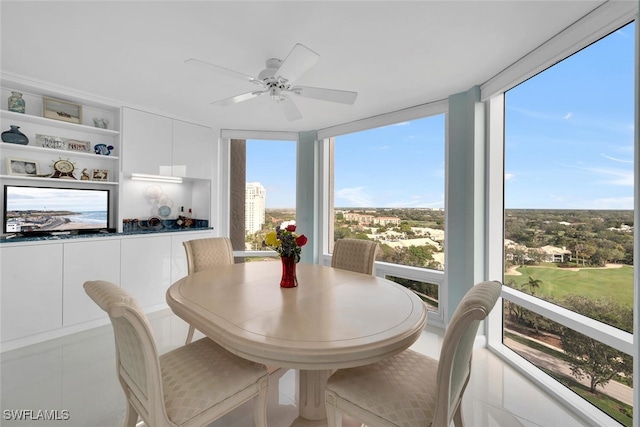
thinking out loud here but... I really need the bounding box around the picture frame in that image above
[42,97,82,124]
[7,157,40,176]
[92,169,109,181]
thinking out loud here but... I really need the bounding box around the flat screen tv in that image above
[4,185,110,236]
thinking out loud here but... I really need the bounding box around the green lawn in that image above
[505,264,634,308]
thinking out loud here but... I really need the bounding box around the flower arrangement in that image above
[263,224,308,262]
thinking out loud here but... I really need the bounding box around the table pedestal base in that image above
[298,369,332,420]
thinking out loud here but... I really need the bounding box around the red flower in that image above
[286,224,297,232]
[296,235,308,247]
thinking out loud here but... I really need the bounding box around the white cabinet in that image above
[120,235,172,308]
[121,107,172,175]
[121,108,213,179]
[0,231,216,349]
[0,243,63,342]
[170,230,215,283]
[63,238,121,326]
[172,119,213,179]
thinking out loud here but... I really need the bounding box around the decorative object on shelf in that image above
[43,96,82,124]
[158,205,171,217]
[7,91,25,113]
[2,125,29,145]
[66,139,92,152]
[51,158,76,179]
[262,224,308,288]
[93,143,114,155]
[80,168,90,180]
[92,118,109,129]
[91,169,109,181]
[6,157,39,176]
[176,205,194,228]
[36,133,66,149]
[35,134,91,152]
[147,216,162,229]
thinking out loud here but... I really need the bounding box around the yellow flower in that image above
[264,231,281,247]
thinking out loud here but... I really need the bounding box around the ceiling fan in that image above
[185,43,358,121]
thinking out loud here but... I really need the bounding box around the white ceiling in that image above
[1,1,605,132]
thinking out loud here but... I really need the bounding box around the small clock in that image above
[51,159,77,179]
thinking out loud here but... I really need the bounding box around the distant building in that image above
[372,216,401,226]
[540,245,572,263]
[245,182,266,234]
[342,212,400,226]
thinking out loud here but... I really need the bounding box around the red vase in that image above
[280,256,298,288]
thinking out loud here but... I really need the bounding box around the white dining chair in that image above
[84,280,269,427]
[182,237,234,343]
[325,280,502,427]
[331,238,378,275]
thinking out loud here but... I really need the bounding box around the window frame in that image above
[320,100,449,327]
[484,5,638,424]
[219,129,299,259]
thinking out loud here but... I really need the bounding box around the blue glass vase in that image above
[1,125,29,145]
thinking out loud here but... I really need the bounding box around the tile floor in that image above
[1,309,588,427]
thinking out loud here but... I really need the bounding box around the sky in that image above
[247,22,635,210]
[6,186,109,212]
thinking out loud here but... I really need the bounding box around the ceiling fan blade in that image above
[276,43,320,85]
[185,58,265,88]
[211,90,266,106]
[279,96,303,121]
[289,85,358,105]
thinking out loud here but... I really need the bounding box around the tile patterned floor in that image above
[1,309,588,426]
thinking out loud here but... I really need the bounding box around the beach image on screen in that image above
[5,186,108,233]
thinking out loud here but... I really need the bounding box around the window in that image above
[228,138,297,260]
[503,22,635,425]
[330,115,445,309]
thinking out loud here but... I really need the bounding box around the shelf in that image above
[0,142,119,160]
[1,110,119,137]
[0,174,119,186]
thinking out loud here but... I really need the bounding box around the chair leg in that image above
[253,378,269,427]
[185,325,195,345]
[123,401,138,427]
[453,403,464,427]
[325,398,342,427]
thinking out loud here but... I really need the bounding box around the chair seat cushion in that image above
[160,338,267,425]
[327,349,438,427]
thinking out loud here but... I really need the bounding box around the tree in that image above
[527,248,546,265]
[560,295,633,393]
[527,276,541,296]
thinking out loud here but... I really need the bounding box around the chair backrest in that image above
[84,280,167,425]
[183,237,234,274]
[432,280,502,427]
[331,238,378,275]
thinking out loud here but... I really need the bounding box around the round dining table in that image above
[166,262,427,425]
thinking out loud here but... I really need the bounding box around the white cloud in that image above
[586,166,634,186]
[585,196,634,210]
[563,112,572,120]
[335,187,374,207]
[505,173,515,181]
[600,153,633,164]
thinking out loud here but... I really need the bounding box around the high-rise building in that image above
[245,182,266,234]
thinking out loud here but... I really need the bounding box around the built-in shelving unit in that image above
[1,76,122,234]
[1,109,120,137]
[0,74,217,351]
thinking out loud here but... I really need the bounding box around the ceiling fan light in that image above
[270,87,286,102]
